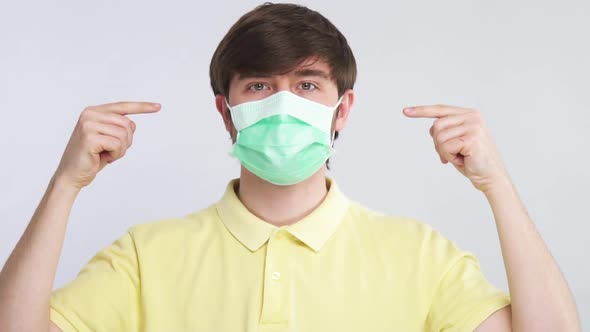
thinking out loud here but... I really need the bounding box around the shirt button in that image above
[271,271,281,281]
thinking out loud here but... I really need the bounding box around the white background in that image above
[1,0,588,326]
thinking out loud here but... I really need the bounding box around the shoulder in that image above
[125,204,222,248]
[346,200,469,264]
[347,201,441,240]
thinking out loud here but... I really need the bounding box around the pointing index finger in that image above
[96,101,161,115]
[403,104,469,118]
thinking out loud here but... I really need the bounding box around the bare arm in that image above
[404,104,580,331]
[0,101,160,332]
[475,179,581,331]
[0,176,78,332]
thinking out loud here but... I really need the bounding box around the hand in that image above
[53,101,161,191]
[403,104,510,193]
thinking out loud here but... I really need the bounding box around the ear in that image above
[333,89,355,132]
[215,94,233,132]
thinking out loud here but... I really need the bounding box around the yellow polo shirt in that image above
[50,178,510,332]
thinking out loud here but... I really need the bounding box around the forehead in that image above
[233,57,333,81]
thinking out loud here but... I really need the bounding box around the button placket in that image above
[260,229,290,325]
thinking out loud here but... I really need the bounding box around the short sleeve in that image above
[49,229,141,332]
[426,251,511,331]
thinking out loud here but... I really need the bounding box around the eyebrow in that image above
[293,69,330,80]
[237,72,273,80]
[236,69,330,81]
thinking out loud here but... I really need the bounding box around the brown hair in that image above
[209,2,356,98]
[209,2,357,167]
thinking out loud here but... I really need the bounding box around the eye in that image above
[248,83,269,92]
[300,82,317,91]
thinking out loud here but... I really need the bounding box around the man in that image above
[0,3,581,332]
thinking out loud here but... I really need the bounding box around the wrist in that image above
[481,175,515,198]
[50,174,82,197]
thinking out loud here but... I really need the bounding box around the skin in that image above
[404,104,581,330]
[0,102,161,332]
[0,57,580,331]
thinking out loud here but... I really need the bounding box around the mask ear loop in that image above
[329,95,345,154]
[225,98,240,157]
[224,97,233,115]
[329,131,337,155]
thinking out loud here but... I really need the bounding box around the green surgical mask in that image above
[225,91,343,186]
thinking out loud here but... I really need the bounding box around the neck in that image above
[236,166,329,227]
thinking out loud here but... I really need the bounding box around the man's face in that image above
[215,58,354,142]
[228,58,339,108]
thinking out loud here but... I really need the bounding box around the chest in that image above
[139,236,430,332]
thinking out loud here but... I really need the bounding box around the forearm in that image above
[0,175,79,331]
[484,178,580,331]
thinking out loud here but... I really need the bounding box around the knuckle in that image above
[114,137,123,149]
[473,115,485,128]
[434,129,444,142]
[123,133,131,147]
[124,119,133,132]
[433,127,444,140]
[432,137,440,149]
[79,108,93,121]
[119,145,128,158]
[471,110,483,120]
[433,118,444,131]
[110,144,122,159]
[80,119,93,132]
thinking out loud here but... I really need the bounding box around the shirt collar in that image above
[215,177,350,253]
